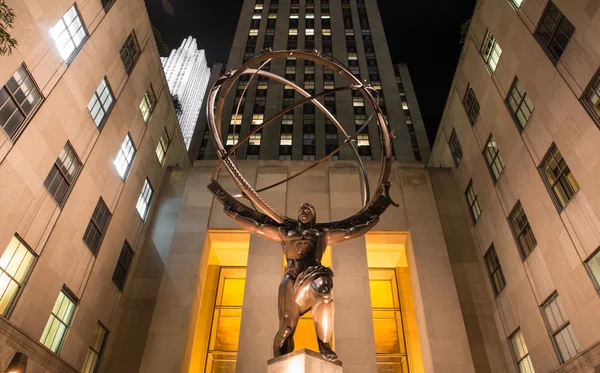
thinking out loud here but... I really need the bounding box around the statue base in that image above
[267,349,343,373]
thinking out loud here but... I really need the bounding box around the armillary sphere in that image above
[207,49,398,229]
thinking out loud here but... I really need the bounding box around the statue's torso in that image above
[281,227,327,274]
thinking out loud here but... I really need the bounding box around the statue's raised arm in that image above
[224,206,284,243]
[326,215,380,246]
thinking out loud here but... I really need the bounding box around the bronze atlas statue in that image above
[206,49,397,362]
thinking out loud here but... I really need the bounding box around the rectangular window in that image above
[509,0,523,10]
[585,248,600,291]
[44,142,82,207]
[0,64,43,139]
[120,32,140,75]
[156,128,171,166]
[484,245,506,295]
[40,288,78,354]
[509,329,535,373]
[50,4,87,62]
[136,178,153,220]
[484,136,505,182]
[280,133,292,146]
[139,85,157,123]
[506,78,534,130]
[448,129,463,166]
[113,133,136,180]
[112,241,134,291]
[87,78,114,129]
[581,68,600,127]
[101,0,116,12]
[481,30,502,74]
[541,293,579,363]
[82,198,112,256]
[81,322,108,373]
[535,2,575,64]
[463,87,480,125]
[465,180,482,223]
[226,133,238,146]
[0,236,36,317]
[508,201,537,259]
[539,144,579,210]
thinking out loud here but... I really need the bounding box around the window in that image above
[0,65,43,140]
[0,236,36,317]
[87,78,114,129]
[484,245,506,295]
[226,133,238,146]
[40,288,78,354]
[83,198,112,256]
[539,144,579,210]
[50,4,87,62]
[101,0,116,12]
[509,329,535,373]
[44,142,82,207]
[463,87,480,125]
[112,241,133,291]
[484,136,505,182]
[136,178,153,220]
[156,128,170,166]
[535,2,575,64]
[481,30,502,74]
[81,322,108,373]
[357,133,370,147]
[252,113,264,125]
[113,134,136,180]
[541,293,579,363]
[581,68,600,126]
[465,181,482,223]
[139,85,157,123]
[280,133,292,146]
[508,201,537,259]
[448,129,463,166]
[505,78,534,130]
[509,0,523,10]
[585,248,600,291]
[120,32,140,75]
[249,29,258,36]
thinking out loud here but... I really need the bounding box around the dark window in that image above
[484,245,506,295]
[463,87,480,125]
[44,142,82,207]
[83,198,112,256]
[581,67,600,126]
[535,1,575,64]
[508,202,537,259]
[112,241,134,291]
[465,180,482,223]
[484,136,505,182]
[101,0,116,11]
[448,129,462,166]
[506,78,534,130]
[120,32,140,75]
[0,64,43,140]
[539,144,579,210]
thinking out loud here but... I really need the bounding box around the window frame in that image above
[87,77,115,130]
[484,245,506,295]
[540,292,579,363]
[580,67,600,127]
[113,133,136,180]
[156,127,171,166]
[50,3,89,64]
[508,201,537,259]
[136,178,154,221]
[508,0,523,10]
[40,286,79,354]
[483,135,505,183]
[82,198,112,256]
[81,322,109,373]
[584,247,600,293]
[112,240,134,292]
[534,1,575,65]
[481,30,502,74]
[465,180,482,223]
[140,84,157,124]
[43,142,83,208]
[506,77,535,131]
[120,31,141,76]
[0,235,38,318]
[508,328,535,373]
[448,129,463,166]
[463,86,480,125]
[538,143,579,211]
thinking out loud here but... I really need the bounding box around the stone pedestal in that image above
[267,349,343,373]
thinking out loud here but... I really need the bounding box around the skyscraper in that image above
[161,37,211,150]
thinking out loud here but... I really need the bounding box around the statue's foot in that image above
[319,342,338,361]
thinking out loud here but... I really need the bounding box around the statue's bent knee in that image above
[311,276,333,301]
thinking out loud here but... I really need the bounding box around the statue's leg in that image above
[311,275,338,361]
[273,274,299,358]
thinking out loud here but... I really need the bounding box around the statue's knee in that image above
[274,326,293,346]
[311,276,333,300]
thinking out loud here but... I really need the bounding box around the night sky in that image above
[144,0,476,144]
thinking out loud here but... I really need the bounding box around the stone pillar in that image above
[236,167,288,373]
[329,167,378,373]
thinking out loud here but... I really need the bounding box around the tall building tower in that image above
[161,37,211,150]
[198,0,431,163]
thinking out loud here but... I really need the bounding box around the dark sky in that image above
[145,0,475,144]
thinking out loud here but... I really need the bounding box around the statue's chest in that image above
[286,230,323,254]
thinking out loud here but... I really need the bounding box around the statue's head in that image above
[298,203,316,226]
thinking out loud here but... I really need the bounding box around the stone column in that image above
[329,167,377,373]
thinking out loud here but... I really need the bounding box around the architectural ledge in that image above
[553,341,600,373]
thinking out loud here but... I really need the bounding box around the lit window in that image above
[290,13,299,19]
[0,236,36,317]
[252,113,264,125]
[535,2,574,64]
[255,4,263,10]
[448,129,462,166]
[81,322,108,373]
[509,0,523,10]
[0,64,43,139]
[87,78,114,128]
[285,66,296,74]
[289,29,298,35]
[508,329,535,373]
[322,29,331,36]
[156,128,170,166]
[249,133,261,146]
[40,288,77,354]
[581,68,600,125]
[484,245,506,295]
[226,133,239,146]
[44,142,82,207]
[252,14,261,19]
[306,12,314,18]
[484,136,505,182]
[268,13,277,19]
[541,293,579,363]
[539,144,579,210]
[304,80,315,89]
[282,114,293,125]
[50,4,87,62]
[114,134,136,180]
[465,180,482,223]
[371,81,381,90]
[280,133,292,146]
[136,178,153,220]
[306,29,314,35]
[249,29,259,36]
[481,30,502,74]
[83,198,112,256]
[506,78,534,130]
[112,240,133,291]
[401,101,409,110]
[120,32,140,76]
[357,133,370,147]
[139,85,156,123]
[463,87,480,125]
[230,114,242,125]
[322,13,330,19]
[585,249,600,291]
[508,201,537,259]
[353,96,364,107]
